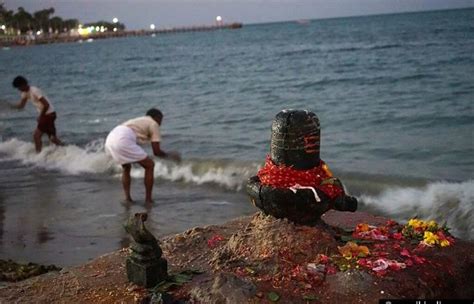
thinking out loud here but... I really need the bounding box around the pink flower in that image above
[412,255,426,264]
[326,265,337,275]
[317,254,329,264]
[207,234,225,248]
[386,220,398,226]
[357,258,370,268]
[392,243,401,250]
[392,232,403,240]
[400,248,411,257]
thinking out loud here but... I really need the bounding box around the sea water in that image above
[0,8,473,266]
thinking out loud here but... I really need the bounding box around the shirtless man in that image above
[105,108,180,203]
[12,76,64,152]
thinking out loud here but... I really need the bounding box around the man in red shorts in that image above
[12,76,63,152]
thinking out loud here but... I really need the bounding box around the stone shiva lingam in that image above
[246,109,358,224]
[124,212,168,287]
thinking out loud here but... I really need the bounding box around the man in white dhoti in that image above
[105,108,180,203]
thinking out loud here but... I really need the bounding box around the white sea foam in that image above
[0,138,116,175]
[359,180,474,240]
[0,138,258,190]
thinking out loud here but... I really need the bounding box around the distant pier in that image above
[0,23,243,47]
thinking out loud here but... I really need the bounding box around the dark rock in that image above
[270,109,321,170]
[0,259,61,282]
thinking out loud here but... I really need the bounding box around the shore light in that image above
[113,27,117,32]
[150,24,155,30]
[216,16,222,22]
[1,25,6,30]
[95,26,100,32]
[36,30,42,35]
[78,27,89,35]
[113,17,118,24]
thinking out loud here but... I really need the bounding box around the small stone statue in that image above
[124,212,168,287]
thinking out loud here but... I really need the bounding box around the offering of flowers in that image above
[402,218,455,247]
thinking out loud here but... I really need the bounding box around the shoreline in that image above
[0,23,243,48]
[1,210,473,303]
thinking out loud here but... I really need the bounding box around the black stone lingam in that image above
[246,109,357,225]
[270,109,321,170]
[124,213,168,287]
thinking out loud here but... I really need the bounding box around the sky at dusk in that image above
[3,0,474,29]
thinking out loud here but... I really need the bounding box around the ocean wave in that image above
[279,43,403,58]
[0,138,115,175]
[121,80,157,90]
[1,138,472,239]
[123,56,146,62]
[359,180,474,240]
[0,138,259,191]
[291,72,435,90]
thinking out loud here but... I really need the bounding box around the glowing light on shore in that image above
[78,27,93,36]
[150,24,156,30]
[36,30,42,35]
[0,25,6,30]
[216,16,222,22]
[112,17,118,23]
[113,27,117,32]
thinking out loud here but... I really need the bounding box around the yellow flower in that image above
[440,239,450,247]
[408,219,422,228]
[423,231,439,245]
[427,220,438,230]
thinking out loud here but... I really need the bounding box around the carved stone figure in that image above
[124,212,168,287]
[247,110,357,224]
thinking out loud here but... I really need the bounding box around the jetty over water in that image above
[0,23,243,47]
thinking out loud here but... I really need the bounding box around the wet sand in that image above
[0,159,256,266]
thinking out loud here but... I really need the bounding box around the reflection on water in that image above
[0,160,255,266]
[37,226,54,245]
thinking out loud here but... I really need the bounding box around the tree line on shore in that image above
[0,4,125,35]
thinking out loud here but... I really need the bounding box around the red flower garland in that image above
[257,156,344,200]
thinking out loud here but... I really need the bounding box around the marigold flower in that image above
[423,231,439,246]
[338,241,370,259]
[355,223,370,233]
[408,218,427,229]
[440,239,450,247]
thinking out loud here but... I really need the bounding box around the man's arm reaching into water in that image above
[151,142,181,162]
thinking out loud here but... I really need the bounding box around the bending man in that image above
[105,108,180,203]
